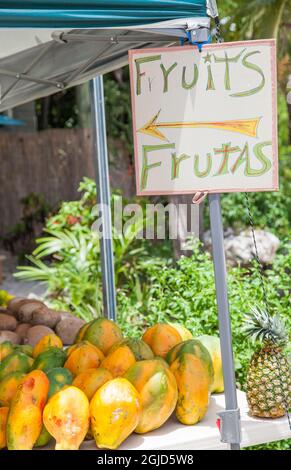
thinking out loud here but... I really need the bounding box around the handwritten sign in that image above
[129,39,278,195]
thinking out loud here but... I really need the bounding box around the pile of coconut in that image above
[0,297,85,346]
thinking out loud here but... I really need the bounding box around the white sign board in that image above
[129,40,278,195]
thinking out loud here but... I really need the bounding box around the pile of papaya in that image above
[0,318,224,450]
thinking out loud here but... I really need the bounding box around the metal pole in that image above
[209,193,241,450]
[90,75,116,321]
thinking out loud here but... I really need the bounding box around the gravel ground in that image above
[0,250,46,298]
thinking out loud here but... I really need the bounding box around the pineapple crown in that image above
[243,307,288,346]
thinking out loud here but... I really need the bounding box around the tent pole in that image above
[90,76,116,321]
[209,193,241,450]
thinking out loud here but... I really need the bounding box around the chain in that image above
[244,193,291,430]
[244,193,270,312]
[214,16,223,44]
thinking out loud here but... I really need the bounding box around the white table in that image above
[76,390,290,450]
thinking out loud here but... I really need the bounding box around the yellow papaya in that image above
[101,344,136,377]
[72,368,112,400]
[7,370,49,449]
[196,335,224,393]
[0,341,14,361]
[83,318,123,354]
[64,342,104,376]
[0,407,9,449]
[33,334,63,358]
[90,378,141,449]
[125,359,178,433]
[170,353,210,425]
[142,323,182,358]
[101,339,153,378]
[168,322,193,341]
[43,386,90,450]
[0,371,25,407]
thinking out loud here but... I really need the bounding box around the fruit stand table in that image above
[41,390,291,451]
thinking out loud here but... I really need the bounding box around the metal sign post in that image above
[90,75,116,321]
[209,193,241,449]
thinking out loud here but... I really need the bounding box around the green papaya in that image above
[33,347,66,373]
[166,339,214,386]
[46,367,73,398]
[0,371,25,406]
[0,352,33,381]
[34,425,52,448]
[34,367,73,447]
[14,345,33,357]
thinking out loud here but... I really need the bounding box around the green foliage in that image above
[14,178,158,320]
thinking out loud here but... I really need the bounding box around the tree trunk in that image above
[76,83,91,128]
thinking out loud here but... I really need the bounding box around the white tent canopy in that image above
[0,18,209,111]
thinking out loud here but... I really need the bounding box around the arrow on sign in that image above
[138,110,261,141]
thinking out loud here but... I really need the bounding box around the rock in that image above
[0,314,18,331]
[0,330,20,345]
[30,307,61,329]
[204,228,280,267]
[16,300,45,323]
[55,317,85,345]
[25,325,55,347]
[6,297,27,315]
[15,323,31,344]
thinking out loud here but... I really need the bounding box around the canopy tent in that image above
[0,1,210,112]
[0,0,242,450]
[0,1,207,28]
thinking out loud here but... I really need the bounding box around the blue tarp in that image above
[0,115,24,126]
[0,1,207,28]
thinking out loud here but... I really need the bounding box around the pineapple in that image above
[243,307,290,418]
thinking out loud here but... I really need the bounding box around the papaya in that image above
[6,370,49,449]
[33,347,66,373]
[196,335,224,393]
[72,368,112,400]
[34,425,52,448]
[43,386,90,450]
[124,359,178,433]
[170,353,210,425]
[0,341,14,361]
[168,323,193,341]
[101,345,135,378]
[0,407,9,449]
[0,352,33,381]
[166,339,214,386]
[142,323,182,358]
[101,339,154,378]
[75,321,93,343]
[83,318,123,355]
[33,334,63,358]
[35,367,73,448]
[90,378,141,449]
[47,367,73,398]
[14,344,33,357]
[64,342,104,376]
[65,339,93,357]
[116,339,154,361]
[0,371,25,406]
